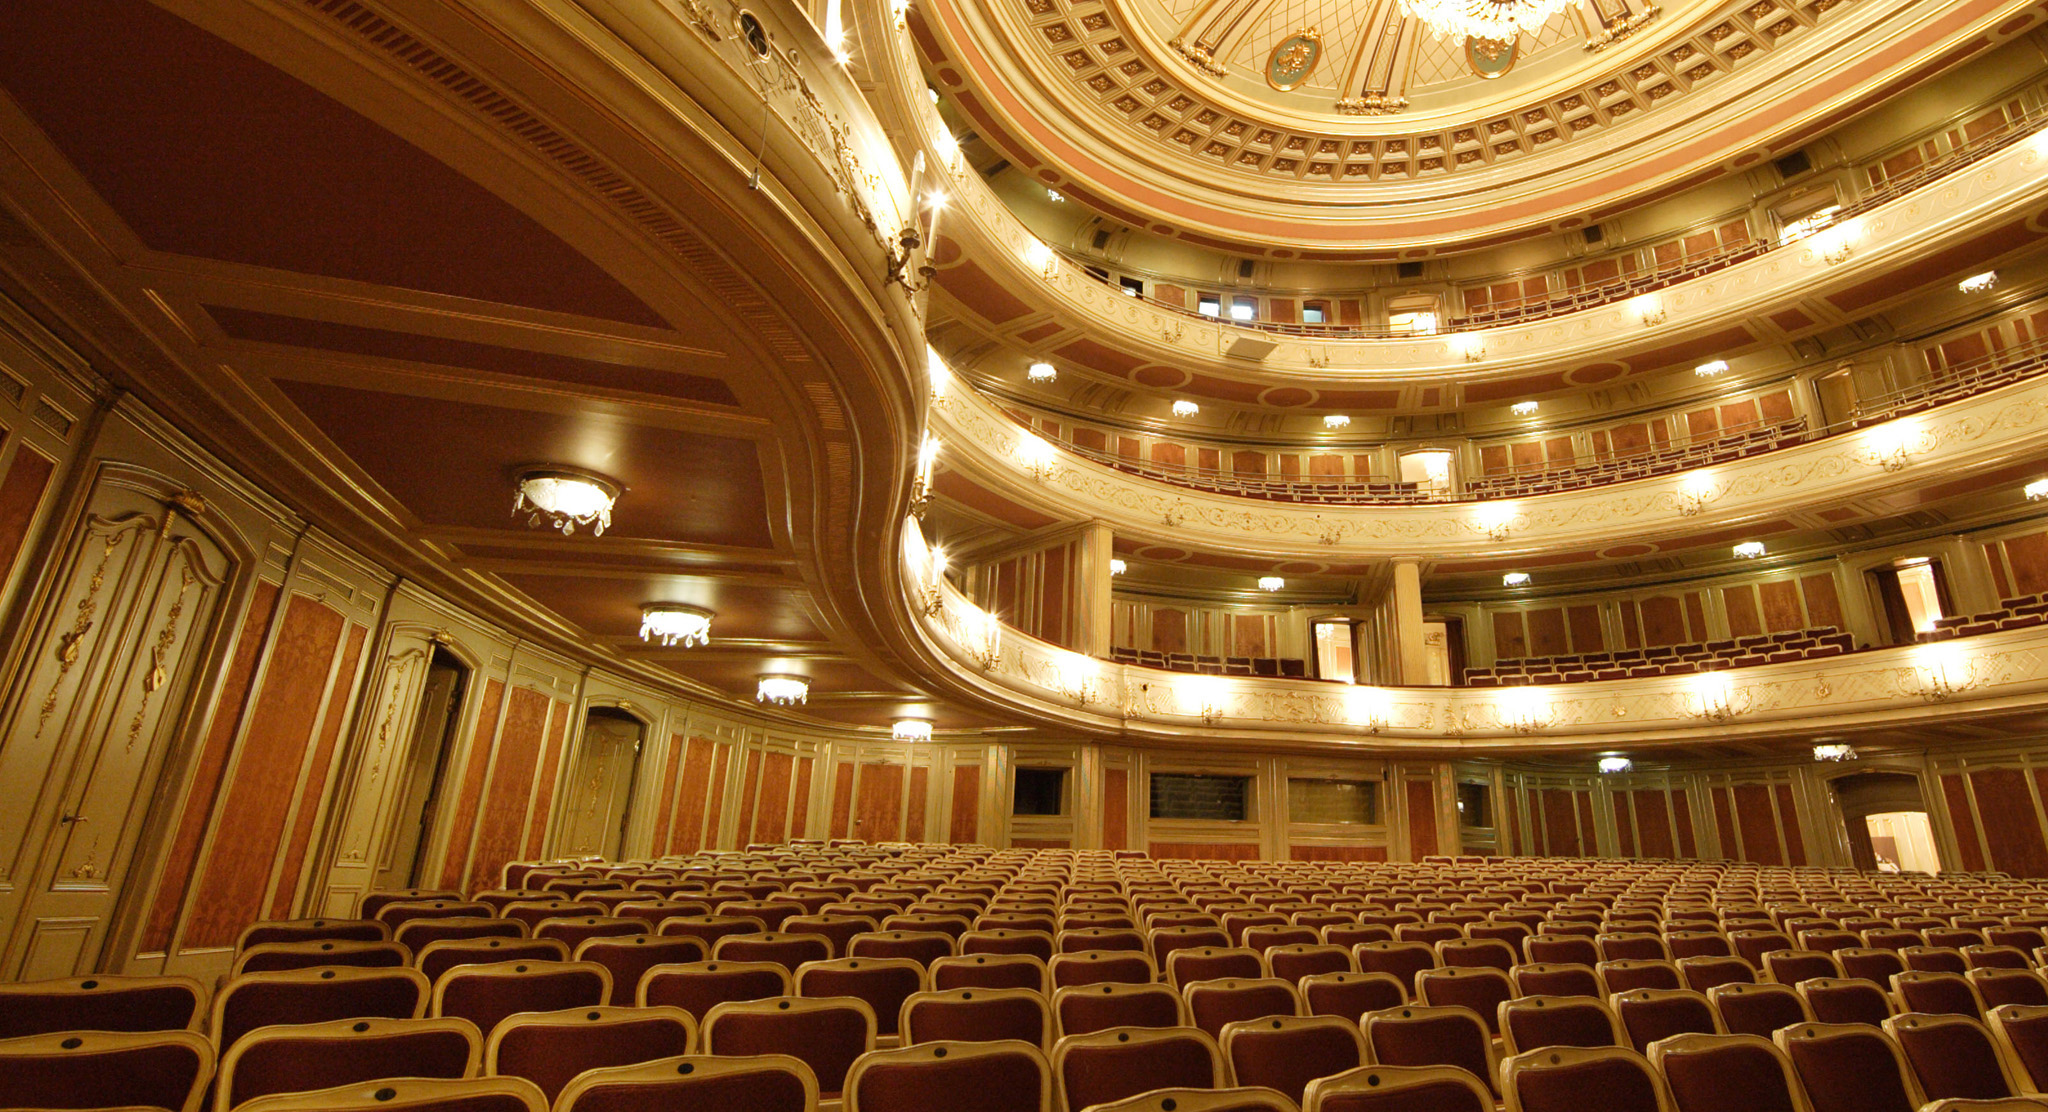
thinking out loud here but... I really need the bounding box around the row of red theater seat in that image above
[5,846,2048,1112]
[1468,628,1855,685]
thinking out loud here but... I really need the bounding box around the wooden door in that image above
[373,661,462,889]
[853,762,905,842]
[0,485,230,978]
[555,714,643,859]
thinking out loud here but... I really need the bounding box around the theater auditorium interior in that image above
[8,0,2048,1109]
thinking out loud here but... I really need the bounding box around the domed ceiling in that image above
[913,0,2025,253]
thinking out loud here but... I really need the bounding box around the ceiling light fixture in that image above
[1399,0,1573,41]
[1323,414,1351,429]
[1813,743,1858,762]
[1110,558,1127,576]
[1027,362,1057,383]
[2028,478,2048,501]
[639,604,712,648]
[1959,271,1998,294]
[893,718,934,742]
[1172,400,1200,418]
[1511,401,1538,416]
[1733,541,1766,559]
[1258,576,1285,591]
[1695,360,1729,377]
[1598,756,1634,774]
[1046,188,1065,203]
[755,675,809,706]
[1503,572,1530,587]
[513,469,618,537]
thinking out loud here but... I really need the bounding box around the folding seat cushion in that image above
[713,932,835,973]
[1498,995,1624,1056]
[377,901,495,932]
[930,953,1049,994]
[1352,943,1437,990]
[1298,972,1404,1021]
[959,929,1056,962]
[1708,982,1810,1040]
[1265,944,1352,984]
[1512,963,1601,998]
[1648,1033,1806,1112]
[1052,1026,1226,1112]
[0,1029,215,1112]
[1776,1022,1926,1112]
[1762,950,1841,987]
[484,1005,696,1104]
[1170,948,1269,990]
[1300,1064,1490,1112]
[1973,968,2048,1009]
[1893,970,1989,1020]
[1612,988,1721,1054]
[1598,959,1681,995]
[236,919,388,950]
[900,988,1051,1050]
[1185,979,1304,1040]
[214,966,431,1052]
[431,961,609,1041]
[1059,928,1148,954]
[395,918,526,952]
[794,958,926,1039]
[1436,938,1515,973]
[1360,1005,1498,1098]
[1795,977,1894,1027]
[656,914,768,951]
[0,973,204,1038]
[703,996,875,1098]
[1218,1015,1366,1105]
[1884,1012,2023,1103]
[848,931,956,968]
[1499,1045,1670,1112]
[416,939,568,985]
[842,1040,1050,1112]
[1054,982,1187,1038]
[360,890,465,920]
[217,1016,479,1112]
[1415,968,1513,1036]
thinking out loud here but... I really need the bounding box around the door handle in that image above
[60,812,87,825]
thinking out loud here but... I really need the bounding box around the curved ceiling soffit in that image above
[924,130,2048,398]
[113,0,941,729]
[918,0,2035,251]
[928,363,2048,561]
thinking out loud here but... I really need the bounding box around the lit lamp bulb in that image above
[1503,572,1531,587]
[2026,478,2048,501]
[1110,558,1127,576]
[1695,360,1729,377]
[514,470,618,537]
[1027,362,1057,383]
[755,675,809,706]
[1258,576,1285,592]
[1813,743,1857,762]
[1511,401,1538,417]
[1323,414,1351,429]
[893,718,934,742]
[1598,756,1633,774]
[1733,542,1766,559]
[1959,271,1999,294]
[1172,400,1200,418]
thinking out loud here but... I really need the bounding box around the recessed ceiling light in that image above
[1172,400,1200,418]
[1959,271,1998,293]
[756,675,809,706]
[1695,360,1729,377]
[1503,572,1530,587]
[1511,401,1538,416]
[639,604,712,647]
[1733,542,1766,559]
[1323,414,1351,429]
[1258,576,1285,591]
[1027,362,1057,383]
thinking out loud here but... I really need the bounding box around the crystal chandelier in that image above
[1400,0,1572,42]
[756,675,809,706]
[513,470,617,536]
[1813,743,1858,762]
[638,605,712,648]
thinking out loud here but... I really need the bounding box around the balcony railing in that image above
[1060,104,2048,340]
[1042,329,2048,504]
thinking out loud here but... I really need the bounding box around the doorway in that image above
[374,648,467,890]
[1832,770,1938,873]
[555,708,646,860]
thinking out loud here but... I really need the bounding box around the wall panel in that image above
[1971,768,2048,876]
[1103,767,1129,851]
[1613,795,1636,857]
[437,678,504,890]
[1633,791,1674,859]
[949,764,981,844]
[646,734,686,854]
[854,762,905,842]
[1673,790,1697,858]
[1291,845,1387,861]
[1773,783,1807,865]
[522,705,570,859]
[703,745,733,850]
[1542,790,1578,855]
[752,752,793,844]
[734,750,764,846]
[1733,783,1782,865]
[1149,842,1260,860]
[789,756,815,840]
[828,761,856,839]
[904,766,930,842]
[1575,791,1598,857]
[1406,780,1439,858]
[668,737,716,854]
[270,622,367,918]
[1942,773,1988,871]
[1710,787,1736,860]
[468,688,552,890]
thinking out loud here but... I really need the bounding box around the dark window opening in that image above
[1013,767,1066,815]
[1152,773,1251,821]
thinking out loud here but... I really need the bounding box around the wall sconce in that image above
[966,609,1002,670]
[1817,222,1856,265]
[1056,654,1100,706]
[1501,690,1551,734]
[1163,501,1190,528]
[1018,434,1059,482]
[925,348,951,402]
[1870,422,1914,472]
[1025,240,1058,280]
[1110,558,1127,576]
[1349,689,1391,734]
[919,548,947,617]
[1689,672,1745,721]
[1913,645,1974,702]
[1476,503,1516,542]
[1676,473,1714,516]
[1190,677,1229,726]
[1454,334,1486,363]
[910,434,940,519]
[1632,296,1666,326]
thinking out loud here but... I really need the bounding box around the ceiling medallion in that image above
[513,468,618,537]
[1266,27,1322,92]
[1399,0,1570,47]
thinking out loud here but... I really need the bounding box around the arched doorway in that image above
[555,707,646,860]
[1832,771,1941,873]
[375,646,469,890]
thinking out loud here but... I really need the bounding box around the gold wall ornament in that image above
[1334,92,1408,115]
[39,530,127,740]
[1465,35,1516,79]
[1583,4,1661,50]
[1266,28,1323,91]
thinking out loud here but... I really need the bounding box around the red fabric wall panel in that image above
[522,702,570,859]
[1542,790,1579,856]
[752,752,794,844]
[733,749,764,847]
[1732,783,1782,865]
[1149,843,1261,860]
[949,764,980,844]
[1943,774,1986,871]
[1504,788,1522,856]
[1772,783,1806,866]
[1576,791,1599,858]
[646,732,686,855]
[438,678,504,888]
[668,737,716,854]
[1972,769,2048,877]
[854,763,904,842]
[788,756,815,839]
[187,595,347,946]
[144,580,280,951]
[1408,780,1440,858]
[1613,796,1636,857]
[1632,791,1674,859]
[0,448,53,585]
[1672,790,1698,858]
[1291,845,1389,861]
[904,766,930,842]
[270,622,367,919]
[703,745,733,849]
[468,686,552,892]
[1103,768,1129,850]
[827,761,856,840]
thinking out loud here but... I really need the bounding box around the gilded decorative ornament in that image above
[1266,28,1322,92]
